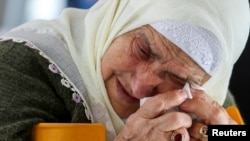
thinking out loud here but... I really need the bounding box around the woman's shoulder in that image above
[0,38,92,122]
[0,39,41,73]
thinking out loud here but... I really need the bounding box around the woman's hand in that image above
[115,90,192,141]
[179,89,237,141]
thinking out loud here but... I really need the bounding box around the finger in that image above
[138,89,188,119]
[150,111,192,132]
[121,119,190,141]
[144,128,189,141]
[116,124,174,141]
[188,122,208,140]
[179,91,233,124]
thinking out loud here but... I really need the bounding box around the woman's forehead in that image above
[124,21,222,77]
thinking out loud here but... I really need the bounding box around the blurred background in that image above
[0,0,97,34]
[0,0,249,124]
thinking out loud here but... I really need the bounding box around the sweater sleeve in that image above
[0,40,73,141]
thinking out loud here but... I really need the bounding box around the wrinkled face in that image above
[101,25,210,118]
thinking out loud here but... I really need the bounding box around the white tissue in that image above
[183,83,192,99]
[140,82,196,106]
[182,82,206,120]
[139,83,206,120]
[140,97,148,106]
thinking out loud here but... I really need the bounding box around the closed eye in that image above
[166,72,186,86]
[132,37,151,60]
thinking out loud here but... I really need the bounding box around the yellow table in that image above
[32,123,106,141]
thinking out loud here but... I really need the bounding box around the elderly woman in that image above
[0,0,249,141]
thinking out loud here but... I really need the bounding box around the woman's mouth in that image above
[116,79,139,103]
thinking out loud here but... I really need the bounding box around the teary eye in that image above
[166,72,186,87]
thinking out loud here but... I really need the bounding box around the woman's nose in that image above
[131,70,163,99]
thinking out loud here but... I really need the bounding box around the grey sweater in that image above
[0,40,91,141]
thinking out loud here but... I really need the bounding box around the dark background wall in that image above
[229,36,250,124]
[228,1,250,125]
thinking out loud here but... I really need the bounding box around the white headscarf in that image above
[9,0,250,140]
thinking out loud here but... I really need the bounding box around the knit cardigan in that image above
[0,39,92,141]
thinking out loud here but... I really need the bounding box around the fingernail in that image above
[178,90,188,99]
